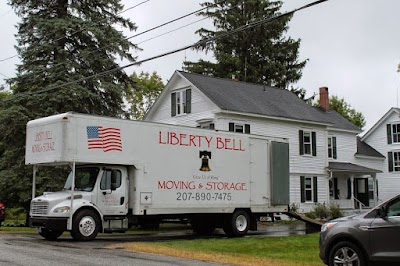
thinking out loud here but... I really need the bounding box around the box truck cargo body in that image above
[26,112,289,240]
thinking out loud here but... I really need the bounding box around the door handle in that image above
[120,197,125,205]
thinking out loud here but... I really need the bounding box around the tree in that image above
[126,71,164,120]
[0,0,139,215]
[183,0,307,89]
[315,95,366,129]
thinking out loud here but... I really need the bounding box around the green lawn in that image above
[112,232,324,266]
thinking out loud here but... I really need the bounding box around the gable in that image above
[144,71,220,122]
[362,107,400,141]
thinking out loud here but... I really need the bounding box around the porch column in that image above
[327,170,332,205]
[372,174,377,206]
[350,175,355,209]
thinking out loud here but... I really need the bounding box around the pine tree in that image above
[0,0,139,214]
[9,0,138,116]
[184,0,306,89]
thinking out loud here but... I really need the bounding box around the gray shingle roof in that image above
[356,137,385,158]
[313,108,361,131]
[179,71,360,131]
[328,162,382,173]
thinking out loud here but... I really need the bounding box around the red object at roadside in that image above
[0,202,5,224]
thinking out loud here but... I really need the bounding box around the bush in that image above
[329,203,343,219]
[313,203,330,219]
[4,208,26,227]
[306,202,343,221]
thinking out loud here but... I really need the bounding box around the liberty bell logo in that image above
[199,150,211,172]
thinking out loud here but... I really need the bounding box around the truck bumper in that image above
[30,216,68,232]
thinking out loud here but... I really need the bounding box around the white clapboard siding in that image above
[328,131,357,162]
[363,111,400,201]
[215,116,327,174]
[149,88,219,126]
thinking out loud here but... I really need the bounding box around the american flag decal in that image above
[86,126,122,152]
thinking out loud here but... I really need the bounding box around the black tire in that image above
[328,241,366,266]
[223,210,250,237]
[71,209,100,241]
[38,228,63,241]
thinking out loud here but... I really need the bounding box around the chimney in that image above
[319,87,329,111]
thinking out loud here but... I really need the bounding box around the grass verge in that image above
[110,233,324,266]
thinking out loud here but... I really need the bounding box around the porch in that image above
[327,162,382,212]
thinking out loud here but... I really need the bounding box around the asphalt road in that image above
[0,224,307,266]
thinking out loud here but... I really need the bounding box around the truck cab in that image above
[30,165,129,240]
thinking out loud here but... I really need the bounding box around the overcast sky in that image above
[0,0,399,132]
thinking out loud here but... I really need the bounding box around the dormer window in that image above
[171,89,191,117]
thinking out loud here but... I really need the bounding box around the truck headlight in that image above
[53,206,70,213]
[321,222,337,232]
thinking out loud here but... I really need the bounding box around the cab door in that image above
[96,167,128,215]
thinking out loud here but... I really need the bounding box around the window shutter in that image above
[347,178,351,199]
[312,132,317,156]
[299,130,304,155]
[387,124,392,144]
[332,137,337,159]
[334,178,339,199]
[171,92,176,117]
[244,124,250,134]
[313,176,318,202]
[300,176,305,203]
[229,123,234,132]
[185,89,191,114]
[388,152,393,172]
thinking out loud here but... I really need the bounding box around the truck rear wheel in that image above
[223,210,250,237]
[71,209,100,241]
[38,228,63,241]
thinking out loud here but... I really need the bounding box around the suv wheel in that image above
[329,241,365,266]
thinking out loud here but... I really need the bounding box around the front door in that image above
[354,178,369,207]
[96,167,128,215]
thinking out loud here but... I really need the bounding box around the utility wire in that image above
[0,0,328,104]
[0,8,12,18]
[0,1,150,64]
[137,17,208,45]
[1,0,229,86]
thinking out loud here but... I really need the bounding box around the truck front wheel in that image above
[71,209,100,241]
[38,228,63,241]
[223,210,250,237]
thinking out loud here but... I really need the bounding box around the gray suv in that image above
[320,194,400,266]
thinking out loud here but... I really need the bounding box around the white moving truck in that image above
[26,112,290,240]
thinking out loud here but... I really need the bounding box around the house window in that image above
[229,122,250,134]
[327,136,337,159]
[387,124,400,144]
[393,124,400,143]
[299,130,316,156]
[388,151,400,172]
[300,176,318,203]
[197,122,215,130]
[171,89,191,117]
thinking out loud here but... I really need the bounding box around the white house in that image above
[362,107,400,202]
[145,71,384,212]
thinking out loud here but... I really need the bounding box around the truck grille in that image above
[31,201,49,215]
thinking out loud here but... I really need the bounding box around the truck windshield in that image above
[63,167,100,192]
